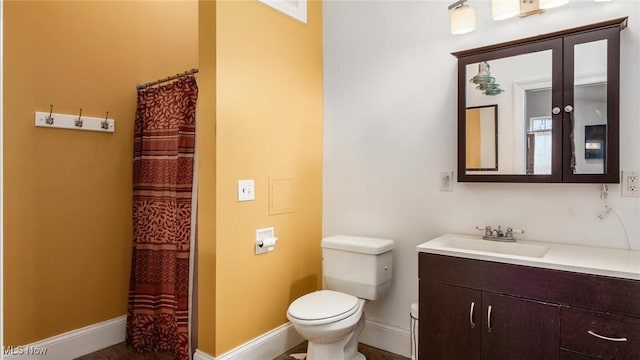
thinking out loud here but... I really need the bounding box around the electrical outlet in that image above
[621,171,640,197]
[440,171,454,192]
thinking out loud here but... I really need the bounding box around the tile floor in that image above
[74,341,410,360]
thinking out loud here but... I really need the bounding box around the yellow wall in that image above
[197,0,217,354]
[4,0,322,353]
[214,0,323,354]
[3,1,198,345]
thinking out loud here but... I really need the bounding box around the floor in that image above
[74,341,410,360]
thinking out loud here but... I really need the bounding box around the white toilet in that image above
[287,235,394,360]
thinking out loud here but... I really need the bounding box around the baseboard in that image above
[193,349,216,360]
[194,319,410,360]
[193,322,304,360]
[3,315,126,360]
[360,319,411,358]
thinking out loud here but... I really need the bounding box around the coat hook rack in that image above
[45,104,55,125]
[35,107,115,133]
[101,111,110,130]
[74,108,84,128]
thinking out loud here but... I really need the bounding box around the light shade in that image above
[451,4,476,35]
[539,0,569,9]
[492,0,520,21]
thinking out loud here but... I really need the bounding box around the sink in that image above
[439,236,549,258]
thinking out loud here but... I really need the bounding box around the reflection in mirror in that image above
[466,105,497,171]
[572,39,607,175]
[465,50,552,175]
[525,89,552,175]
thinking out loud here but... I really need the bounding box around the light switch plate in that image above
[238,179,255,201]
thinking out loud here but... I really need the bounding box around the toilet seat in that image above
[287,290,360,326]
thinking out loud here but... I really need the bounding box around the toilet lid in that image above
[288,290,359,322]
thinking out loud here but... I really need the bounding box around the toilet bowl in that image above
[287,290,366,360]
[286,235,395,360]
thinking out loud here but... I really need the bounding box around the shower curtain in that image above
[127,75,198,360]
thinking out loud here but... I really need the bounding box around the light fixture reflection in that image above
[492,0,519,20]
[450,1,476,35]
[470,62,504,96]
[539,0,569,9]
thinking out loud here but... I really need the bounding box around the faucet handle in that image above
[476,225,493,237]
[506,228,525,235]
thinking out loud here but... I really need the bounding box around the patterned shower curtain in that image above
[127,76,198,360]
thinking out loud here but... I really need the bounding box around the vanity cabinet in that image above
[420,281,559,360]
[454,18,627,183]
[418,253,640,360]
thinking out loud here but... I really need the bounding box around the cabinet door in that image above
[562,27,620,183]
[482,292,560,360]
[419,281,481,360]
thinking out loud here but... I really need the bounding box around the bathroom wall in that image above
[3,1,198,345]
[212,0,323,355]
[323,0,640,354]
[197,0,217,354]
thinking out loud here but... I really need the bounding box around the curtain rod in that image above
[136,68,199,90]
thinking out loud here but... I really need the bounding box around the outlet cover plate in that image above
[621,171,640,197]
[440,171,454,192]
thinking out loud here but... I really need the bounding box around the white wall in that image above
[322,0,640,352]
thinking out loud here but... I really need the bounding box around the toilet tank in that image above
[321,235,394,300]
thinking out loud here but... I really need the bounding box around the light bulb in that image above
[451,4,476,35]
[492,0,519,21]
[539,0,569,9]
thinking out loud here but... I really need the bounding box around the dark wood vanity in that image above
[418,252,640,359]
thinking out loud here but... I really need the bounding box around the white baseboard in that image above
[360,319,411,358]
[193,349,216,360]
[193,322,303,360]
[194,320,410,360]
[2,315,126,360]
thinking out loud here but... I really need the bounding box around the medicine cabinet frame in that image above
[453,18,627,183]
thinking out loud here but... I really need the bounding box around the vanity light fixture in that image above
[490,0,571,20]
[539,0,570,9]
[449,0,476,35]
[492,0,520,21]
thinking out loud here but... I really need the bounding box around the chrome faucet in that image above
[475,226,524,242]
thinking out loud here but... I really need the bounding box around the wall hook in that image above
[74,108,83,127]
[101,111,110,130]
[45,104,55,125]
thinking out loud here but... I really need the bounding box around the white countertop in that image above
[417,233,640,280]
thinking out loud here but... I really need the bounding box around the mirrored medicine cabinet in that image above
[454,18,627,183]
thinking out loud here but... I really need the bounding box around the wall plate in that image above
[238,179,255,201]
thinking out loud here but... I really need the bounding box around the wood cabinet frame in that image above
[453,18,627,183]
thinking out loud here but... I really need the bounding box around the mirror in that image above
[465,49,553,175]
[571,39,608,175]
[465,105,497,171]
[455,18,625,183]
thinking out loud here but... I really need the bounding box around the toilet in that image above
[287,235,395,360]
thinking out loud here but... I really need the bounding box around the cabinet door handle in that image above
[469,302,475,328]
[487,305,492,332]
[587,330,628,342]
